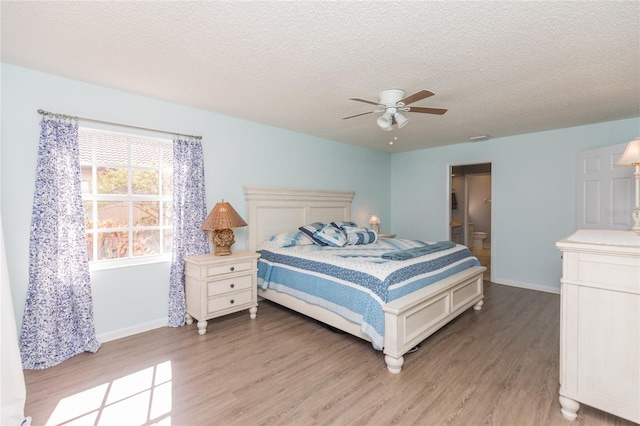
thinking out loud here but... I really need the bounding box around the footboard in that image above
[382,266,485,373]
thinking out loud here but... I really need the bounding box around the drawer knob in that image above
[230,266,235,272]
[230,299,235,304]
[230,283,235,288]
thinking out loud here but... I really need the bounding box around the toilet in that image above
[473,232,487,250]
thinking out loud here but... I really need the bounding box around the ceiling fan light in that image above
[377,112,392,129]
[395,112,409,128]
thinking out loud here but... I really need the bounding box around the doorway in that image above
[449,162,492,282]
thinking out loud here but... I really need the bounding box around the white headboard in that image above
[243,186,355,251]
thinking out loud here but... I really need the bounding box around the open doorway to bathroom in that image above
[449,162,492,282]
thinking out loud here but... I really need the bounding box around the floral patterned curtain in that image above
[168,137,210,327]
[20,116,100,369]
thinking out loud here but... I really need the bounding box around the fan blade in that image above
[342,111,375,119]
[349,97,382,106]
[408,106,448,115]
[399,90,434,106]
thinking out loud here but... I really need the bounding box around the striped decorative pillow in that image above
[312,224,348,247]
[298,222,328,246]
[345,229,378,245]
[330,221,359,230]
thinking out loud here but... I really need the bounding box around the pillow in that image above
[268,231,314,247]
[330,221,359,230]
[342,225,369,234]
[346,229,378,245]
[312,224,348,247]
[298,222,328,246]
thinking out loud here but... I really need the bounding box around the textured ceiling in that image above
[2,1,639,153]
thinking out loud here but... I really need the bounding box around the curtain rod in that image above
[37,109,203,140]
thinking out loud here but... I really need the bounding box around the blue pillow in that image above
[346,229,378,245]
[330,221,359,230]
[313,224,348,247]
[298,222,328,246]
[268,231,314,247]
[342,225,369,233]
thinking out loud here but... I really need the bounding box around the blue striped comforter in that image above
[257,238,480,350]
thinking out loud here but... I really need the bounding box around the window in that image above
[79,128,173,267]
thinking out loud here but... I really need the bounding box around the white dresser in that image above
[556,230,640,423]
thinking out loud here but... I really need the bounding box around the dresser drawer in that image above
[206,260,253,277]
[207,289,253,313]
[207,274,253,296]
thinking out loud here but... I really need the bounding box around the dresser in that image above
[183,251,260,335]
[556,230,640,423]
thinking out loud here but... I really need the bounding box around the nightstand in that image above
[183,251,260,335]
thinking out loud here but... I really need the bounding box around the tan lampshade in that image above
[201,200,247,231]
[615,137,640,166]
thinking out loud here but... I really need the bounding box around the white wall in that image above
[390,118,640,293]
[0,64,391,340]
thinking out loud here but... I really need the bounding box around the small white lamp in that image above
[369,214,380,234]
[615,137,640,232]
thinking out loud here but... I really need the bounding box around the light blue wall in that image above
[3,63,638,339]
[390,118,640,292]
[0,64,391,337]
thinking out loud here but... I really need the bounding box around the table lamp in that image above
[201,200,248,255]
[369,214,380,234]
[615,137,640,233]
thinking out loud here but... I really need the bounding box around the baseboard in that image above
[96,317,168,343]
[490,278,560,295]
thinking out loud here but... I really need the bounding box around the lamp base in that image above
[631,206,640,233]
[631,165,640,234]
[211,228,235,256]
[214,244,232,256]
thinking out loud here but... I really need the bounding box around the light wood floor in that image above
[24,282,636,426]
[470,244,490,281]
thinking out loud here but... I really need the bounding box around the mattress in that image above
[257,238,480,350]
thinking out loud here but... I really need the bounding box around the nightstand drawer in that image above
[207,289,253,313]
[206,260,253,277]
[207,274,253,296]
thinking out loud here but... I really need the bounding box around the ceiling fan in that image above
[342,89,447,131]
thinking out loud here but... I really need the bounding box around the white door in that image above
[576,143,634,229]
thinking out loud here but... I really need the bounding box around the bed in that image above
[244,186,486,373]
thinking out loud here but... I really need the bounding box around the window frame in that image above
[79,127,173,270]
